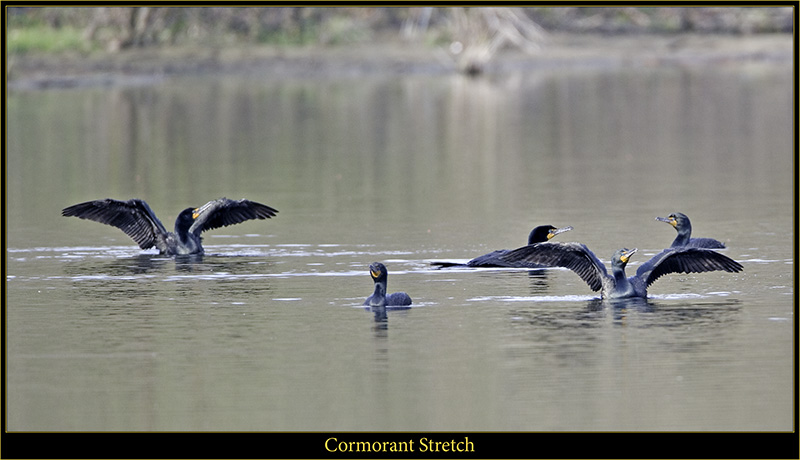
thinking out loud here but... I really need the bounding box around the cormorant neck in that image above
[672,224,692,247]
[174,210,194,243]
[612,263,630,290]
[175,226,192,245]
[369,281,387,306]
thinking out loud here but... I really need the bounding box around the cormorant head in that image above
[369,262,388,284]
[612,247,638,267]
[175,207,196,235]
[528,225,573,245]
[192,201,213,220]
[656,212,691,231]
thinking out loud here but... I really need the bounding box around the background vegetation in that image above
[7,6,793,55]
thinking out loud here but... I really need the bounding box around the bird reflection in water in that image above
[513,296,740,332]
[368,302,413,328]
[62,253,171,277]
[371,305,388,328]
[173,254,205,272]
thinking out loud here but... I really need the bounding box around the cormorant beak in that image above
[619,248,638,263]
[548,226,574,239]
[656,216,677,228]
[370,266,381,279]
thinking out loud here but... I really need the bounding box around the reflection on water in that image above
[62,254,173,276]
[6,54,793,432]
[508,296,742,330]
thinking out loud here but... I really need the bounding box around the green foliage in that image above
[7,25,90,54]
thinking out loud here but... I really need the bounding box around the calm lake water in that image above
[6,45,794,435]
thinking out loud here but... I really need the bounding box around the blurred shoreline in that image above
[8,32,793,90]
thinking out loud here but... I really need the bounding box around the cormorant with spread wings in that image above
[62,197,278,255]
[498,242,742,299]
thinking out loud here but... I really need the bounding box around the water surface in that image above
[6,55,793,432]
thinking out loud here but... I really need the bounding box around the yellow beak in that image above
[620,248,638,263]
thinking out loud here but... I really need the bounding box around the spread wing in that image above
[467,249,511,267]
[189,198,278,236]
[62,198,169,251]
[685,237,726,249]
[636,248,743,288]
[499,242,608,291]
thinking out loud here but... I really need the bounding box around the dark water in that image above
[6,52,793,431]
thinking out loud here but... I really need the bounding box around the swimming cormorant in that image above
[364,262,412,307]
[431,225,573,268]
[497,242,742,299]
[656,212,725,248]
[62,197,278,255]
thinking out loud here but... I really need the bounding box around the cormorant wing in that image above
[189,198,278,236]
[635,248,743,288]
[685,237,726,249]
[386,292,412,306]
[467,249,511,267]
[499,242,608,291]
[430,261,467,268]
[62,198,170,251]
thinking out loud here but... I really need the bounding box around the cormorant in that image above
[497,242,743,299]
[656,212,725,248]
[62,197,278,256]
[364,262,412,307]
[431,225,573,268]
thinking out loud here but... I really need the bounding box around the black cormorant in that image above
[431,225,573,268]
[498,242,742,299]
[364,262,412,307]
[656,212,725,248]
[62,197,278,256]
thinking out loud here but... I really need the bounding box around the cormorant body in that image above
[656,212,725,248]
[498,242,742,299]
[364,262,412,307]
[62,197,278,256]
[431,225,573,268]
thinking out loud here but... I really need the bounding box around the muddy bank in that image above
[7,32,793,90]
